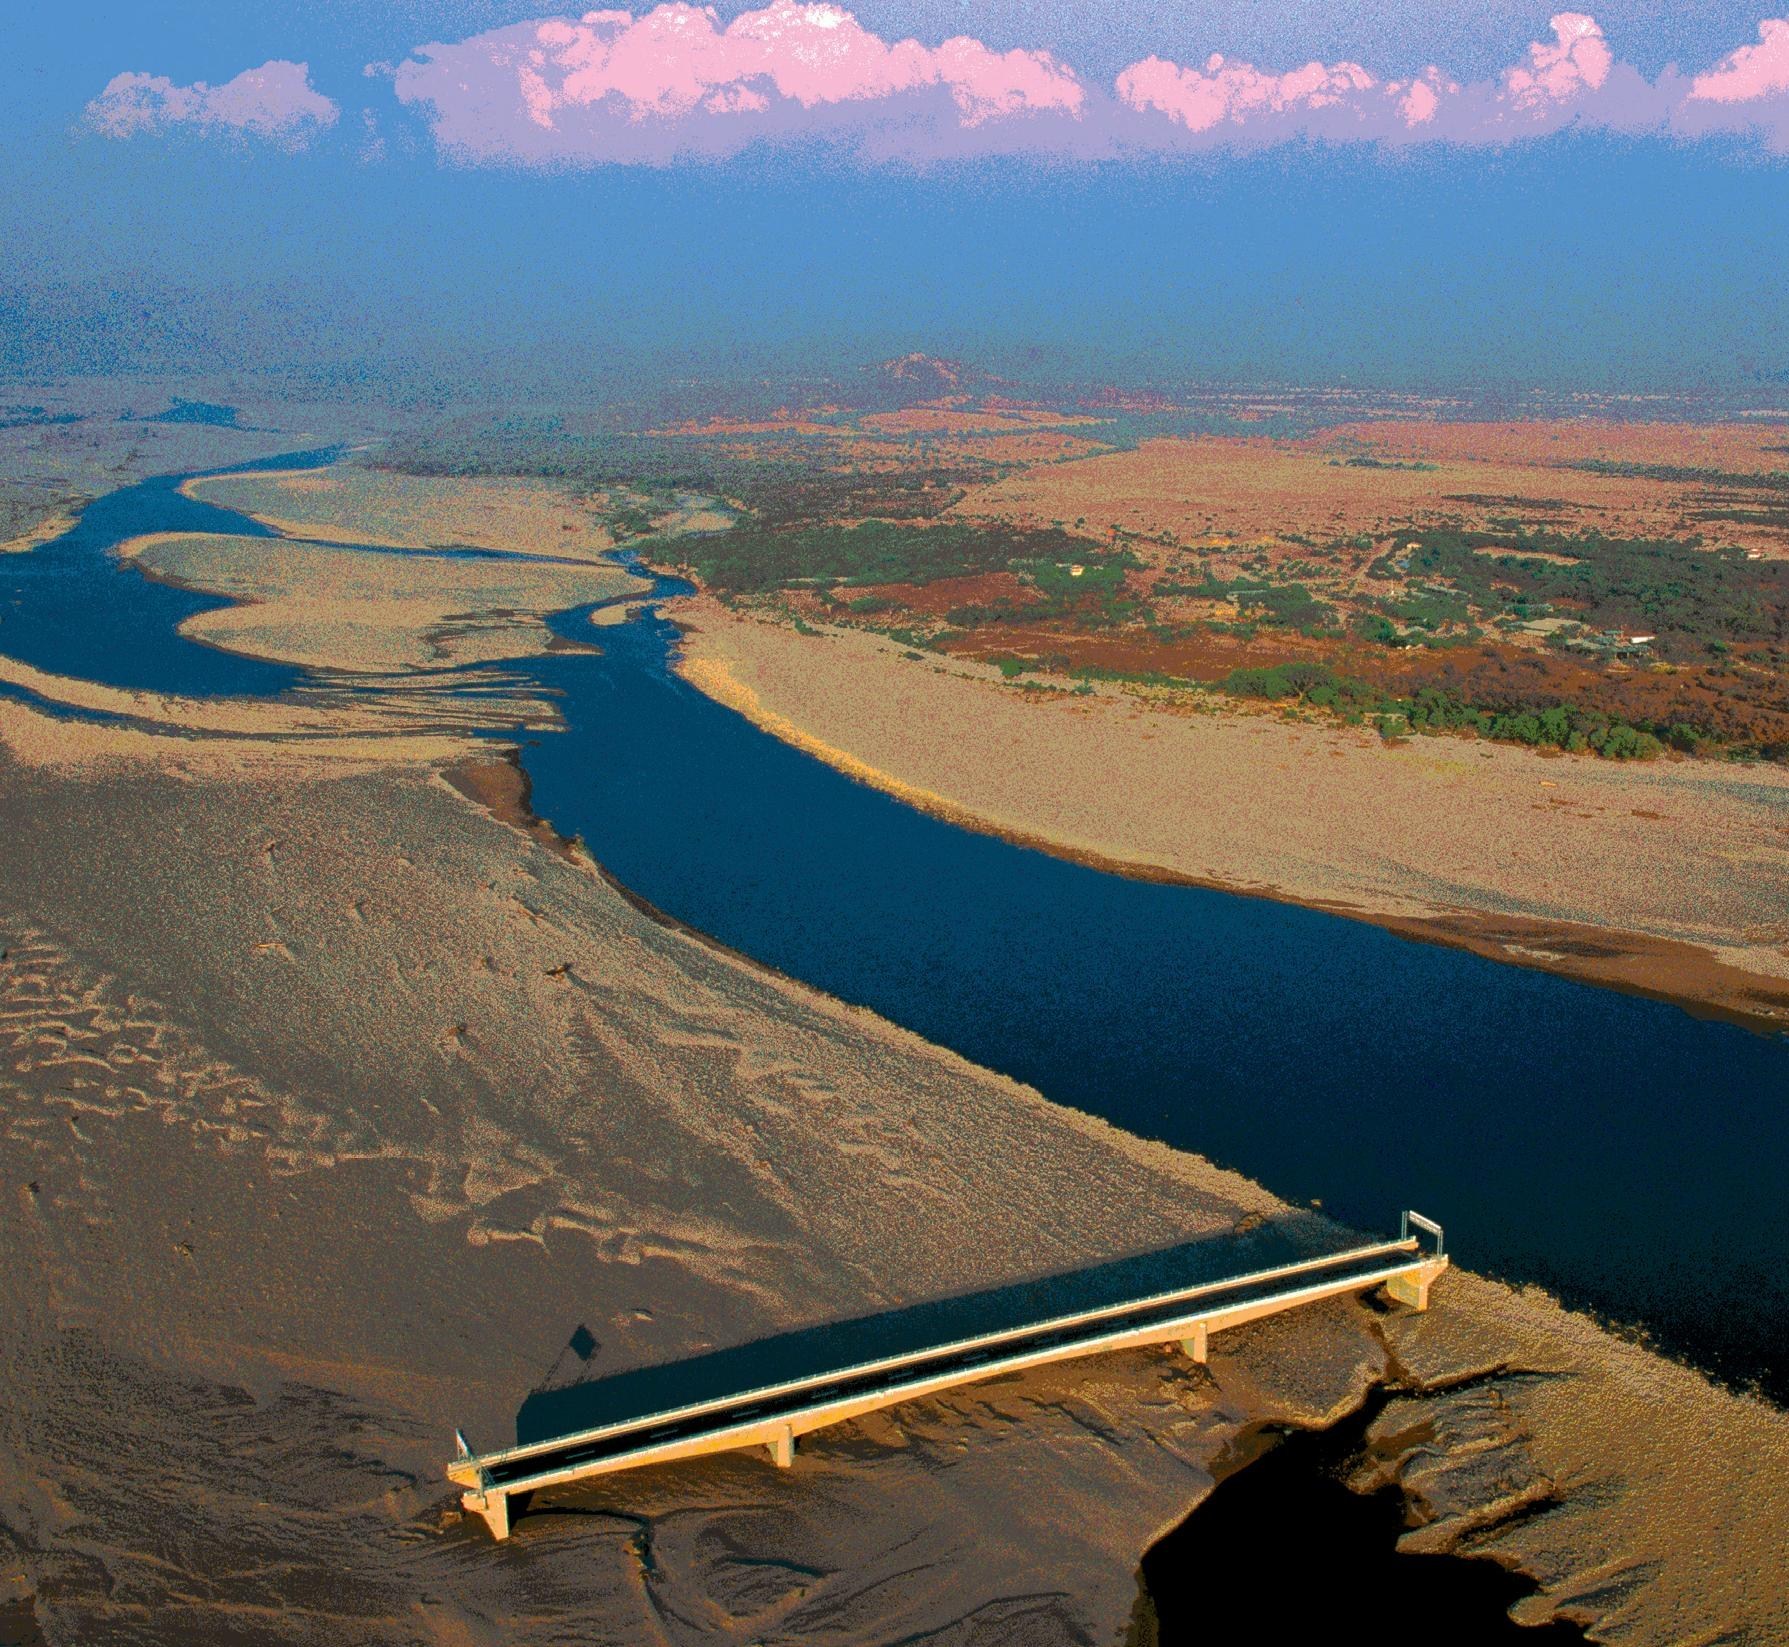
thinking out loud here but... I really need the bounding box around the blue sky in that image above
[3,3,1787,394]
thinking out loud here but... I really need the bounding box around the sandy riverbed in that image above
[123,529,643,676]
[3,708,1784,1644]
[182,466,625,563]
[1,459,1784,1643]
[674,601,1789,1029]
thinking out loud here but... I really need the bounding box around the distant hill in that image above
[852,353,995,409]
[871,353,975,393]
[123,398,247,429]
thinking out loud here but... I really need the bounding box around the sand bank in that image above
[0,501,80,556]
[123,529,645,676]
[0,706,1783,1643]
[674,602,1789,1030]
[182,465,625,563]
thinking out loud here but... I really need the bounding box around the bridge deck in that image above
[449,1214,1448,1539]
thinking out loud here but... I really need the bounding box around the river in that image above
[6,453,1786,1402]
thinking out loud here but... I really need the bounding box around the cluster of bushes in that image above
[1354,613,1477,650]
[1567,459,1789,492]
[1367,587,1474,632]
[934,555,1142,632]
[1326,455,1437,472]
[1221,662,1377,710]
[1234,582,1336,632]
[946,596,1035,628]
[1214,663,1674,759]
[1372,527,1786,660]
[1155,570,1337,635]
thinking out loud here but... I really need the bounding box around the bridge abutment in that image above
[1384,1258,1447,1313]
[464,1488,512,1541]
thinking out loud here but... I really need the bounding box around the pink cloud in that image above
[1501,12,1612,110]
[86,60,338,143]
[1115,55,1377,135]
[1689,18,1789,103]
[1113,52,1460,140]
[1674,17,1789,150]
[1112,13,1674,148]
[393,2,1084,161]
[93,12,1789,164]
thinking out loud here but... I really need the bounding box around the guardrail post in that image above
[1179,1322,1209,1364]
[1401,1210,1445,1258]
[769,1424,795,1468]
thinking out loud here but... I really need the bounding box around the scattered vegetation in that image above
[1566,459,1789,492]
[680,519,1108,596]
[1372,527,1787,660]
[1326,455,1437,472]
[382,432,988,531]
[1215,662,1668,759]
[374,421,1789,763]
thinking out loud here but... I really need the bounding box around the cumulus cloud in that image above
[86,60,338,143]
[85,14,1789,163]
[1673,17,1789,149]
[1112,14,1652,146]
[1501,12,1611,109]
[392,2,1085,162]
[395,5,1713,161]
[1690,18,1789,102]
[1113,53,1454,140]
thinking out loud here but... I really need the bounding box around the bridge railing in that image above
[1401,1209,1445,1257]
[449,1210,1449,1540]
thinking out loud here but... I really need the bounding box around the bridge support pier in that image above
[463,1488,512,1541]
[1385,1260,1447,1313]
[769,1424,795,1468]
[1178,1323,1209,1364]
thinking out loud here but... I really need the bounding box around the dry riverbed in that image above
[674,601,1789,1031]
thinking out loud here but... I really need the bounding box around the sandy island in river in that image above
[182,466,625,563]
[673,601,1789,1030]
[1,445,1785,1644]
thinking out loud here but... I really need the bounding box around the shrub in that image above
[1593,724,1664,760]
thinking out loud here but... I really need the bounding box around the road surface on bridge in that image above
[450,1213,1448,1539]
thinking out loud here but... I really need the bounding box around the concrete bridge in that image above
[449,1212,1448,1540]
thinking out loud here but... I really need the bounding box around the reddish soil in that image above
[920,616,1789,748]
[849,570,1037,619]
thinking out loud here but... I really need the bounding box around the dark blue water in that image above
[0,449,336,698]
[8,465,1787,1400]
[521,581,1789,1401]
